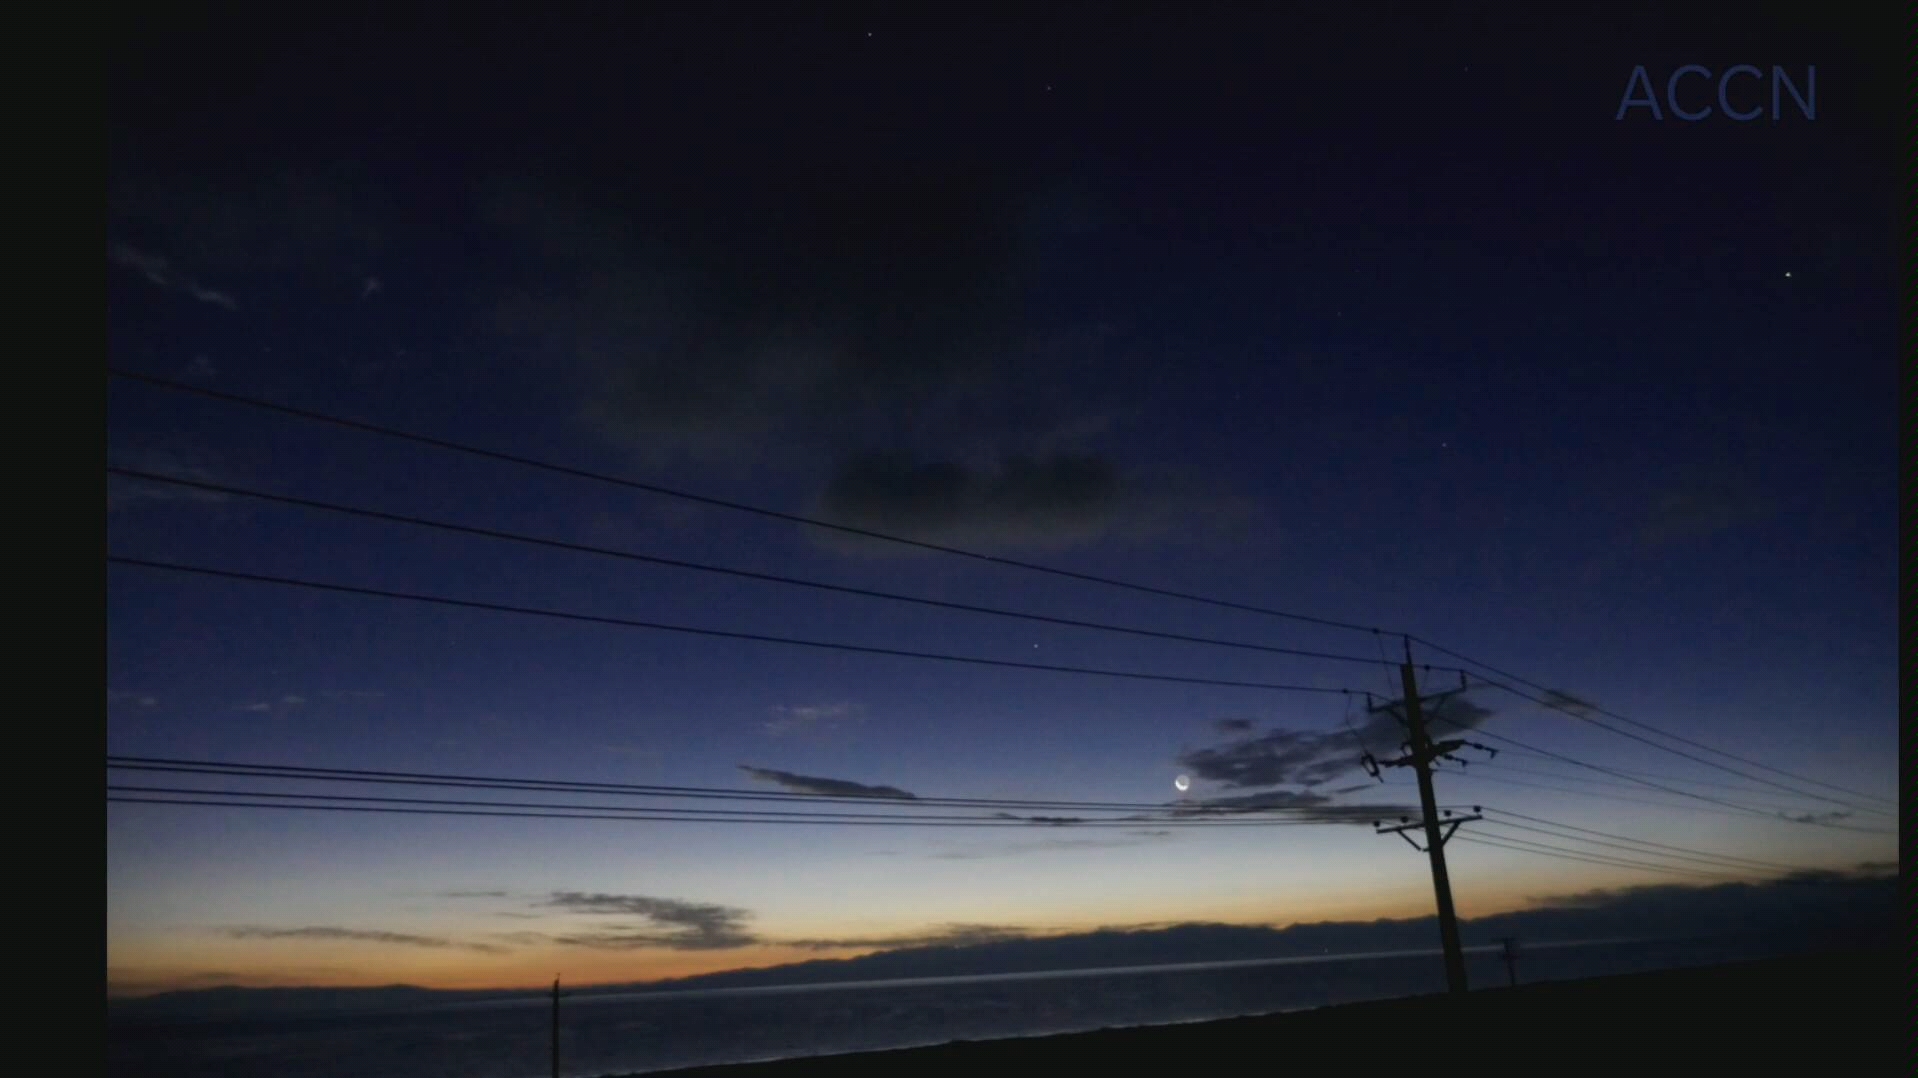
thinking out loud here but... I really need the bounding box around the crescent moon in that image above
[1174,774,1191,792]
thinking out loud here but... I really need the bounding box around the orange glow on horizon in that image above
[106,869,1632,998]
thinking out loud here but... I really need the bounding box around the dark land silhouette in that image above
[648,946,1902,1074]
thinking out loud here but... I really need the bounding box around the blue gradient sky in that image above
[107,26,1897,993]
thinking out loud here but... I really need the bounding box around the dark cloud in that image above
[815,451,1126,547]
[1539,689,1597,716]
[783,924,1028,952]
[1637,478,1771,545]
[112,167,387,281]
[543,892,757,951]
[1175,701,1494,815]
[483,159,1035,460]
[473,163,1202,553]
[1175,790,1419,824]
[739,766,917,800]
[1413,697,1497,739]
[1178,728,1366,789]
[223,926,506,954]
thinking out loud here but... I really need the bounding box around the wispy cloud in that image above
[1212,718,1255,734]
[230,695,309,715]
[109,243,238,309]
[436,890,510,899]
[739,766,916,800]
[541,892,757,951]
[988,812,1092,826]
[1781,810,1854,826]
[107,447,231,512]
[931,833,1174,859]
[763,701,865,737]
[782,923,1027,951]
[108,690,159,708]
[222,926,506,954]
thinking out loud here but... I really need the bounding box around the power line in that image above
[110,368,1882,819]
[1415,635,1894,806]
[1426,713,1871,820]
[1426,769,1882,825]
[104,785,1346,826]
[1476,817,1804,874]
[108,369,1384,635]
[1470,678,1864,810]
[1451,833,1737,880]
[1459,831,1742,879]
[1478,759,1855,802]
[106,466,1400,670]
[109,755,1383,815]
[1469,760,1894,818]
[104,795,1355,828]
[1432,748,1891,819]
[107,557,1358,696]
[1479,809,1813,873]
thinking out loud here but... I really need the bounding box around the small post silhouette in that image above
[551,975,561,1078]
[1499,937,1522,987]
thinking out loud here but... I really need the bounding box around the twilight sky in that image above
[106,25,1897,995]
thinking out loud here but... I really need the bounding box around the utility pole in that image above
[551,975,562,1078]
[1360,638,1490,995]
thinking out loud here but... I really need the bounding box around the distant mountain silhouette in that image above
[643,868,1895,992]
[111,867,1894,1016]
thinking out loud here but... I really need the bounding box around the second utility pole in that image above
[1399,644,1468,994]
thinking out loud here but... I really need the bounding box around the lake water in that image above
[107,935,1800,1078]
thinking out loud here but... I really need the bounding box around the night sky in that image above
[107,24,1898,994]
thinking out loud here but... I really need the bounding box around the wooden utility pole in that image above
[551,976,561,1078]
[1364,638,1487,995]
[1404,649,1468,993]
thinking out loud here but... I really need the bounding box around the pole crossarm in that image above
[1373,812,1483,849]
